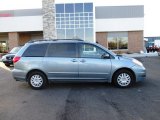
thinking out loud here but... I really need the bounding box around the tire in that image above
[27,71,48,90]
[5,63,10,67]
[113,69,135,88]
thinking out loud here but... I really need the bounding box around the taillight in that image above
[13,56,21,63]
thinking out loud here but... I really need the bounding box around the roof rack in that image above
[27,39,49,43]
[27,39,84,43]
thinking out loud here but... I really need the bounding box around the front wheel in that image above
[113,70,135,88]
[27,71,48,90]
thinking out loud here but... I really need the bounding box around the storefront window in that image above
[108,32,128,50]
[0,41,7,53]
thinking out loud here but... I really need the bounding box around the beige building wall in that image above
[128,31,144,53]
[19,32,43,45]
[96,32,108,48]
[8,32,19,50]
[19,33,31,45]
[8,32,43,50]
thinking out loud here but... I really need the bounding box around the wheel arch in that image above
[26,69,48,82]
[111,67,136,83]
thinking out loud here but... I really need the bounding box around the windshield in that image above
[10,47,21,54]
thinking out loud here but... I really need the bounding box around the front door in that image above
[78,43,111,80]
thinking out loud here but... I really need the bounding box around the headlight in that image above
[2,56,6,60]
[132,59,143,67]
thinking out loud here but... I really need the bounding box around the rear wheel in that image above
[113,69,135,88]
[27,71,48,90]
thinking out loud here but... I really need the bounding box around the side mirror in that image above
[101,54,110,59]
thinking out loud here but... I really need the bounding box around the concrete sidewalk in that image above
[123,52,159,58]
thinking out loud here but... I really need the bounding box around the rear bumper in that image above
[12,69,27,81]
[13,77,26,81]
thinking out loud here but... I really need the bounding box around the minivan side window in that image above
[47,43,77,58]
[22,44,48,57]
[79,43,107,59]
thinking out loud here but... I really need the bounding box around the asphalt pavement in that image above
[0,57,160,120]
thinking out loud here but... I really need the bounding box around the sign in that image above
[0,13,13,17]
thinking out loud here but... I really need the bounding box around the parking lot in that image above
[0,57,160,120]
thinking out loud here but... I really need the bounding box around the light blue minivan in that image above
[12,39,146,89]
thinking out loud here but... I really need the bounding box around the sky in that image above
[0,0,159,37]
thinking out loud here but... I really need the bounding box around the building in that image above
[144,37,160,48]
[0,0,144,53]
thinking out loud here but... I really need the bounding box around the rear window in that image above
[47,43,77,58]
[22,43,48,57]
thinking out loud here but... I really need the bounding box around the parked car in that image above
[158,48,160,56]
[12,39,146,89]
[1,46,22,66]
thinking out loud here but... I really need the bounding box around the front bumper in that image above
[132,65,146,82]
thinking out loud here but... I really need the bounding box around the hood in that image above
[116,55,134,61]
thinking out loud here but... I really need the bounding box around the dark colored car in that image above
[158,48,160,56]
[1,46,22,66]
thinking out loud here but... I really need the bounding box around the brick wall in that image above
[19,33,31,45]
[128,31,144,53]
[8,32,19,51]
[96,32,108,48]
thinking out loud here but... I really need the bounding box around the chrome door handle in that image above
[80,59,86,63]
[71,59,77,62]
